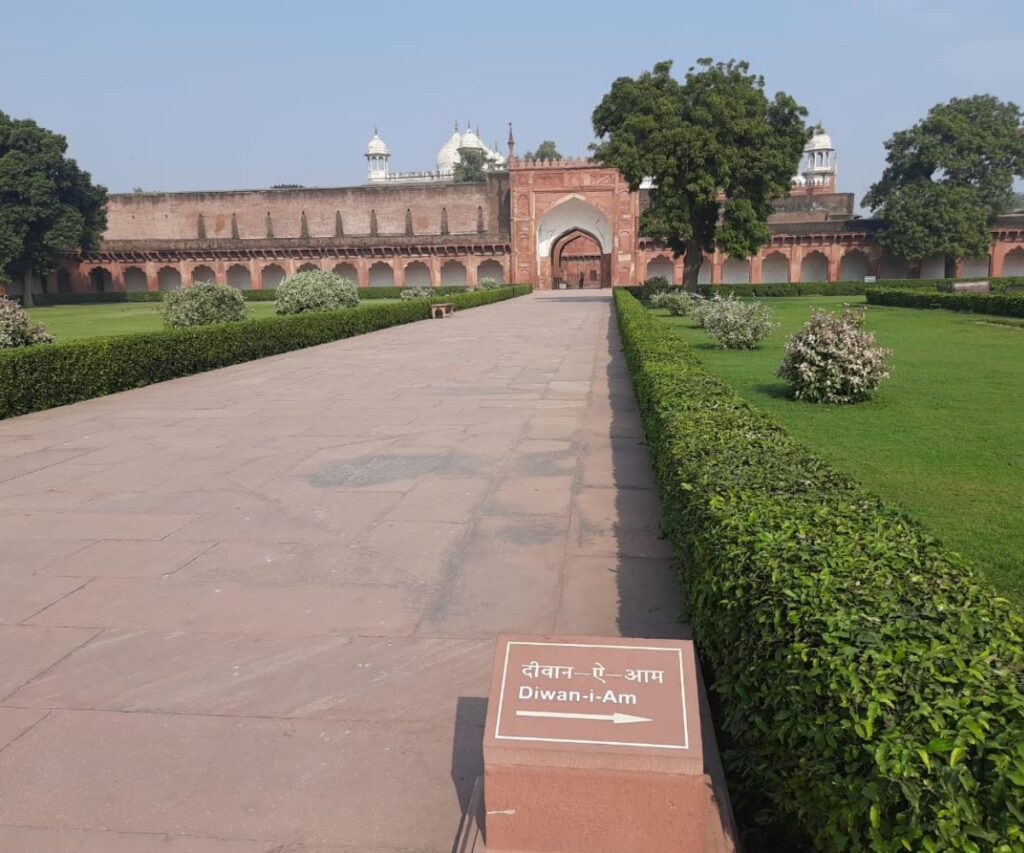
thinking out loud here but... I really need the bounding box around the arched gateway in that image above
[510,159,639,289]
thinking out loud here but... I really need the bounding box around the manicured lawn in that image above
[27,300,396,341]
[656,295,1024,602]
[27,302,280,340]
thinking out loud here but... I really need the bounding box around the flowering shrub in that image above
[400,287,433,300]
[640,275,672,302]
[162,283,248,327]
[477,277,503,290]
[0,295,54,348]
[777,308,890,403]
[700,294,777,348]
[662,292,701,317]
[275,271,359,315]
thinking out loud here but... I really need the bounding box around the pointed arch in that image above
[536,196,612,258]
[839,250,869,282]
[1003,247,1024,277]
[800,251,828,283]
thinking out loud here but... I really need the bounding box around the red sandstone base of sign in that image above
[483,634,736,853]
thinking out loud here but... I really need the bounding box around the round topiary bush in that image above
[161,282,248,328]
[0,295,54,348]
[275,270,359,315]
[700,294,777,349]
[400,287,433,300]
[777,307,891,403]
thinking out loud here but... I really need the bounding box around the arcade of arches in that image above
[32,157,1024,298]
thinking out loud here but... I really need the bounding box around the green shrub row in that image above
[626,276,1024,300]
[27,285,475,306]
[0,286,530,420]
[613,288,1024,851]
[866,288,1024,318]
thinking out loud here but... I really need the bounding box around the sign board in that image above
[864,275,877,283]
[491,636,693,753]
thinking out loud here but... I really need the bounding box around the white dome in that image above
[460,127,483,150]
[366,131,389,156]
[806,131,833,151]
[436,126,462,171]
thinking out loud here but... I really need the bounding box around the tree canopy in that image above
[0,112,107,306]
[453,147,487,182]
[524,140,562,161]
[864,95,1024,276]
[591,58,808,288]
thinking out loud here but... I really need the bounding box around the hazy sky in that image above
[2,0,1022,210]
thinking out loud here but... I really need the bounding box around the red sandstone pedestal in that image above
[482,634,736,853]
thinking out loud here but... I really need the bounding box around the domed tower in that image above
[365,129,390,183]
[801,128,837,191]
[459,124,483,152]
[436,122,462,173]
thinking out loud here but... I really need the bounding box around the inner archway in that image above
[537,196,612,290]
[551,229,606,289]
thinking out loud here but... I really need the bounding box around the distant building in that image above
[20,125,1024,297]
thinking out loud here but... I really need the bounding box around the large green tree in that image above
[453,147,487,183]
[864,95,1024,278]
[0,112,107,306]
[524,140,562,161]
[592,58,808,289]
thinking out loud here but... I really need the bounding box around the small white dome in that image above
[366,130,389,156]
[460,127,483,150]
[436,126,462,171]
[806,131,833,151]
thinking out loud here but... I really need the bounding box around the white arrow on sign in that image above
[516,710,652,725]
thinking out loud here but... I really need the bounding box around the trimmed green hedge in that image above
[614,289,1024,851]
[625,277,1024,300]
[1,286,530,420]
[866,288,1024,318]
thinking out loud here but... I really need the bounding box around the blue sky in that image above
[2,0,1021,209]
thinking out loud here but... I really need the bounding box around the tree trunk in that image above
[22,271,34,308]
[944,255,957,279]
[682,239,702,292]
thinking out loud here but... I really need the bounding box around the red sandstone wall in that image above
[104,181,505,242]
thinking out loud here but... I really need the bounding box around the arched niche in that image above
[800,251,828,283]
[368,262,394,286]
[261,264,286,289]
[645,256,674,284]
[333,263,358,283]
[440,260,467,286]
[192,265,216,284]
[157,266,182,292]
[762,252,789,283]
[723,258,750,285]
[124,266,148,292]
[405,261,431,287]
[477,259,504,284]
[839,250,868,282]
[536,196,612,259]
[227,264,252,290]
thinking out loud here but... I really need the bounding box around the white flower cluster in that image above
[400,287,433,300]
[275,271,359,315]
[0,295,54,348]
[696,294,777,349]
[162,282,249,327]
[777,308,890,404]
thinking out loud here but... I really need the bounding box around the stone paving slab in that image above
[0,291,683,850]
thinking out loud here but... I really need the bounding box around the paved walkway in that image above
[0,291,681,852]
